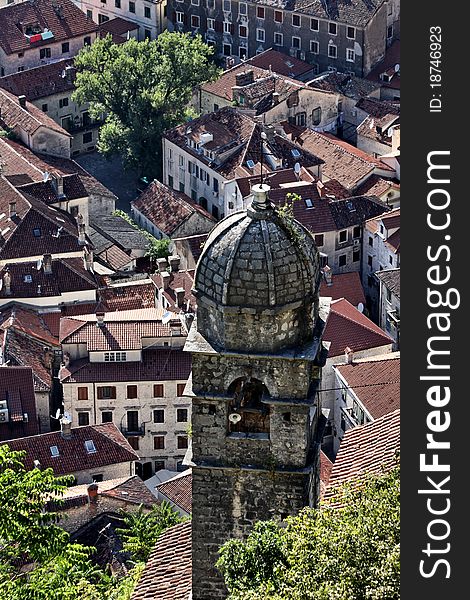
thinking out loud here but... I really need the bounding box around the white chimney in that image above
[60,417,72,439]
[175,287,185,308]
[83,248,93,271]
[161,271,171,290]
[18,95,27,109]
[63,352,71,368]
[3,271,11,295]
[78,223,86,245]
[168,255,181,272]
[323,265,332,286]
[43,253,52,275]
[156,257,168,272]
[344,347,353,364]
[9,201,17,218]
[96,311,105,327]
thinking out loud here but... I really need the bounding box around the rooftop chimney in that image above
[344,347,353,364]
[323,264,332,286]
[250,183,272,213]
[43,253,52,275]
[174,287,185,308]
[83,247,93,271]
[87,483,99,504]
[60,417,72,439]
[8,201,17,218]
[18,95,27,109]
[168,255,181,272]
[161,271,171,290]
[78,223,86,245]
[3,270,11,296]
[169,318,182,337]
[316,180,325,198]
[53,174,65,198]
[96,311,105,327]
[156,257,168,272]
[235,70,255,87]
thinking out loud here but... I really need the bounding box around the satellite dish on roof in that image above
[387,127,394,138]
[228,413,242,424]
[394,63,400,72]
[357,302,364,313]
[294,162,301,174]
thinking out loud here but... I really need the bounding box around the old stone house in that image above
[0,0,98,76]
[167,0,389,77]
[0,60,101,156]
[59,307,192,479]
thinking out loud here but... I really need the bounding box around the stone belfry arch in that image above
[184,184,330,599]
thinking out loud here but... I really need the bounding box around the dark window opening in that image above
[282,412,291,422]
[227,376,270,435]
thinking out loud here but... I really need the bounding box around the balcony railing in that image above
[121,424,145,437]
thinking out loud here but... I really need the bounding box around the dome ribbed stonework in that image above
[194,207,319,310]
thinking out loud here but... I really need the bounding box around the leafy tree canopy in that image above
[116,501,186,563]
[72,33,221,178]
[217,465,400,600]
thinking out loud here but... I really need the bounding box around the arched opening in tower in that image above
[227,376,270,435]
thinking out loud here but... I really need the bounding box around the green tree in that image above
[217,465,400,600]
[116,501,186,563]
[72,33,221,179]
[112,209,171,264]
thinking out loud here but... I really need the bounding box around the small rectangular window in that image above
[154,435,165,450]
[274,32,283,46]
[223,0,230,10]
[155,460,165,472]
[154,409,165,423]
[83,132,92,144]
[129,1,135,13]
[177,383,186,396]
[353,249,360,262]
[61,42,69,53]
[78,412,90,426]
[154,384,164,397]
[310,40,319,54]
[115,0,120,7]
[347,48,355,62]
[144,5,151,17]
[39,48,51,59]
[177,435,189,449]
[353,226,361,239]
[311,18,319,31]
[128,436,139,450]
[368,236,373,246]
[274,10,283,23]
[239,2,247,13]
[328,45,337,59]
[207,18,215,30]
[368,255,373,267]
[292,36,301,49]
[78,387,88,401]
[314,234,324,247]
[257,7,265,18]
[256,29,265,42]
[101,411,113,423]
[191,15,200,27]
[239,25,247,37]
[177,408,188,422]
[87,9,93,18]
[292,14,300,27]
[41,103,48,112]
[347,26,355,39]
[127,385,138,399]
[339,230,347,243]
[84,36,91,46]
[50,445,60,457]
[339,255,347,267]
[328,22,337,35]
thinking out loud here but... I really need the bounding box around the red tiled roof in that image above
[0,257,98,299]
[320,271,366,308]
[2,423,139,474]
[59,308,175,350]
[99,282,156,312]
[95,243,133,271]
[0,366,39,441]
[235,166,316,199]
[60,475,158,508]
[292,129,393,191]
[325,410,400,499]
[0,88,71,136]
[0,305,58,347]
[60,348,192,383]
[324,298,393,357]
[0,59,75,101]
[336,356,400,420]
[17,174,88,204]
[355,174,399,199]
[131,521,192,600]
[151,270,195,313]
[308,71,380,100]
[157,470,192,514]
[0,177,83,261]
[366,40,400,91]
[246,49,313,78]
[98,16,139,36]
[319,450,333,498]
[365,206,399,235]
[0,0,97,55]
[132,180,215,236]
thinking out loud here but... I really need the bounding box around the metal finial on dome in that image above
[249,183,272,214]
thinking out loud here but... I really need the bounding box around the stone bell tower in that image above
[184,184,330,599]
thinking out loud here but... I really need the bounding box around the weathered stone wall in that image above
[192,466,312,600]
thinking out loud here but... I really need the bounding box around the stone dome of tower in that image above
[193,184,321,353]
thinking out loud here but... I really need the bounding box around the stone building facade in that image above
[167,0,388,76]
[185,183,330,598]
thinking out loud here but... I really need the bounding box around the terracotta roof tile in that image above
[0,59,75,101]
[355,174,400,199]
[59,475,157,508]
[60,348,191,383]
[323,298,393,357]
[99,17,139,36]
[0,257,98,299]
[0,366,40,441]
[157,470,192,514]
[0,88,71,136]
[0,0,97,55]
[294,0,386,28]
[131,521,192,600]
[132,180,215,237]
[99,282,157,311]
[95,243,133,271]
[320,271,366,308]
[2,423,139,474]
[17,174,88,203]
[336,356,400,420]
[319,450,333,498]
[325,410,400,499]
[246,48,313,78]
[309,72,380,100]
[151,270,195,313]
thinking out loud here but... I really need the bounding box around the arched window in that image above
[227,376,270,435]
